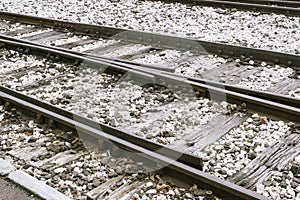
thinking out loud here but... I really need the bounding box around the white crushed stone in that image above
[288,88,300,98]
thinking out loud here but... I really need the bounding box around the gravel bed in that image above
[0,20,32,33]
[0,105,222,200]
[0,104,95,199]
[132,49,192,65]
[138,99,237,145]
[0,19,119,52]
[25,76,239,146]
[237,64,294,91]
[0,104,130,199]
[0,104,78,159]
[130,49,226,77]
[45,34,84,46]
[288,88,300,98]
[71,39,119,52]
[131,49,217,76]
[0,51,74,90]
[25,69,121,111]
[100,44,151,58]
[175,55,227,76]
[132,177,220,200]
[0,106,46,152]
[0,49,45,74]
[0,49,238,146]
[1,0,299,54]
[256,155,300,200]
[24,151,141,199]
[14,28,52,39]
[21,69,237,145]
[196,113,291,179]
[22,74,174,145]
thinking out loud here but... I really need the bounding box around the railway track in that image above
[1,3,299,55]
[0,12,299,109]
[0,22,299,199]
[1,90,267,200]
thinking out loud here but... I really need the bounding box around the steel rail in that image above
[218,0,300,8]
[0,37,299,122]
[171,72,300,109]
[150,0,300,16]
[0,89,269,200]
[0,33,299,109]
[0,11,299,70]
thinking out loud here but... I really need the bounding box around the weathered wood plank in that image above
[9,143,48,161]
[183,113,247,153]
[34,150,87,170]
[266,78,300,95]
[86,176,124,200]
[228,132,300,190]
[108,180,145,200]
[201,62,263,84]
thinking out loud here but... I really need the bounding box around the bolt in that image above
[204,190,214,200]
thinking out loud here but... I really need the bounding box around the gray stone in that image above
[0,159,16,176]
[185,193,193,199]
[93,179,101,187]
[263,181,273,187]
[8,170,70,200]
[146,189,156,194]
